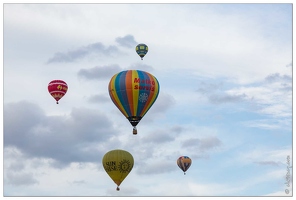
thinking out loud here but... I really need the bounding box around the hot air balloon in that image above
[108,70,160,135]
[177,156,192,175]
[135,43,148,60]
[48,80,68,104]
[102,149,134,191]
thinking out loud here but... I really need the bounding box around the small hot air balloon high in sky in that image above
[177,156,192,175]
[48,80,68,104]
[135,43,148,60]
[108,70,160,135]
[102,149,134,191]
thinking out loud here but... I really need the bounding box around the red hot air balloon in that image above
[48,80,68,104]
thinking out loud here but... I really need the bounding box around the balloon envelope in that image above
[135,43,148,60]
[108,70,160,134]
[102,149,134,190]
[177,156,192,174]
[48,80,68,104]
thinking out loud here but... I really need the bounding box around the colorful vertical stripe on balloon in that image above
[108,70,159,119]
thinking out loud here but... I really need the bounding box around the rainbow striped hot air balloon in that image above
[108,70,160,135]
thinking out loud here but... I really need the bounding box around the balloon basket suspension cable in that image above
[141,57,143,60]
[184,172,186,175]
[116,186,120,191]
[133,126,137,135]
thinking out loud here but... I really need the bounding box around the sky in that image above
[2,2,293,198]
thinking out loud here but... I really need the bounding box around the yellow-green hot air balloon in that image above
[177,156,192,175]
[108,70,160,135]
[102,149,134,191]
[135,43,148,60]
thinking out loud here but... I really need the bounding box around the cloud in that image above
[115,34,137,48]
[243,121,280,130]
[237,147,292,167]
[88,94,110,104]
[265,73,292,83]
[264,73,292,92]
[77,64,122,80]
[208,93,247,104]
[148,92,176,114]
[196,80,248,104]
[136,161,176,175]
[196,81,224,94]
[7,160,25,172]
[5,172,39,186]
[4,101,117,167]
[195,70,292,129]
[234,73,292,119]
[142,126,183,144]
[254,161,281,167]
[78,63,155,82]
[46,42,119,63]
[286,62,292,68]
[182,136,222,152]
[143,132,175,144]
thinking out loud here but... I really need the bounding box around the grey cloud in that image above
[182,136,222,152]
[47,42,119,64]
[208,93,247,104]
[78,63,155,82]
[196,81,248,104]
[78,64,122,80]
[5,172,39,186]
[196,81,223,94]
[286,62,292,68]
[148,92,176,115]
[198,136,222,151]
[182,138,200,148]
[264,73,292,92]
[279,83,292,91]
[115,34,137,48]
[140,92,176,125]
[136,161,175,175]
[170,126,184,134]
[265,73,292,83]
[4,101,116,167]
[7,161,25,172]
[88,94,110,103]
[120,127,184,171]
[142,130,175,144]
[4,101,46,148]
